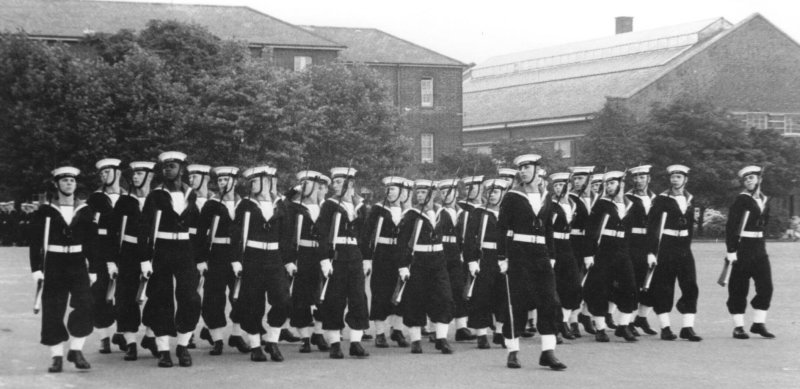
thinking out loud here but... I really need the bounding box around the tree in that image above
[491,137,570,174]
[578,99,648,170]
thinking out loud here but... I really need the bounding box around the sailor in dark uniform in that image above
[626,165,659,335]
[453,175,483,341]
[566,166,596,337]
[548,172,582,341]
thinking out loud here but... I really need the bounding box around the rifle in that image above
[582,213,609,288]
[118,215,128,255]
[106,274,117,303]
[33,216,50,314]
[200,215,219,294]
[642,212,667,292]
[718,210,750,287]
[137,209,161,304]
[392,217,422,305]
[233,211,251,303]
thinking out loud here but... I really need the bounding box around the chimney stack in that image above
[615,16,633,34]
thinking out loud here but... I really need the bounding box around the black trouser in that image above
[402,263,453,327]
[629,235,653,308]
[553,239,582,311]
[201,244,238,330]
[584,239,637,316]
[650,237,698,315]
[238,249,290,334]
[467,251,503,329]
[289,249,322,329]
[369,245,401,321]
[116,242,141,333]
[90,268,115,330]
[41,254,94,346]
[570,234,590,277]
[445,246,468,319]
[501,254,560,338]
[727,239,772,314]
[141,240,201,337]
[320,247,369,331]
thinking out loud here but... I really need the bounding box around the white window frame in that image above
[421,78,433,108]
[294,56,312,71]
[421,133,434,163]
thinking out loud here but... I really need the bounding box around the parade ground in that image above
[1,242,798,388]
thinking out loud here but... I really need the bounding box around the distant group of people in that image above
[0,201,39,246]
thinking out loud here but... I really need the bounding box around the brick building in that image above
[462,13,800,215]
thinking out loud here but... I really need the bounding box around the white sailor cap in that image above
[382,176,407,186]
[158,151,187,163]
[51,166,80,179]
[402,179,414,189]
[330,167,357,179]
[129,161,156,172]
[318,174,332,185]
[738,166,762,178]
[549,172,570,183]
[513,154,542,168]
[296,170,322,182]
[212,166,239,177]
[603,171,625,182]
[242,165,276,179]
[413,179,434,190]
[462,175,484,186]
[436,178,459,190]
[483,178,510,191]
[498,168,517,179]
[590,174,604,183]
[537,168,548,178]
[568,166,594,176]
[666,164,690,176]
[187,164,211,175]
[95,158,122,171]
[629,165,652,176]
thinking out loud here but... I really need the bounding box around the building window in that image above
[734,112,800,136]
[745,113,768,130]
[421,133,434,163]
[294,56,312,71]
[421,78,433,107]
[554,140,572,158]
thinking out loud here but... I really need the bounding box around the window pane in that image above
[421,133,434,163]
[554,140,572,158]
[421,78,433,107]
[294,56,312,71]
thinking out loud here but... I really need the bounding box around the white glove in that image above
[498,259,509,274]
[398,267,410,281]
[726,252,737,263]
[584,256,594,268]
[363,259,372,277]
[320,259,332,277]
[196,262,208,275]
[231,261,243,277]
[647,253,658,267]
[285,262,298,276]
[32,270,44,282]
[89,273,97,285]
[549,259,556,268]
[107,262,119,278]
[468,261,480,277]
[140,261,153,278]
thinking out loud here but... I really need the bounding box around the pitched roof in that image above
[302,25,465,67]
[0,0,344,49]
[464,16,738,128]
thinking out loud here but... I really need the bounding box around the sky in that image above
[108,0,800,65]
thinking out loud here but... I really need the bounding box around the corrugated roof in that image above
[0,0,344,48]
[302,25,465,67]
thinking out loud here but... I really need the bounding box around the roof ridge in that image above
[241,9,345,48]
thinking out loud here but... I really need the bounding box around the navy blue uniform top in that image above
[646,191,695,255]
[726,192,770,253]
[397,208,443,269]
[137,184,200,263]
[29,201,96,272]
[497,189,555,261]
[315,197,364,262]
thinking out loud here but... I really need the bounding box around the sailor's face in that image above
[415,188,429,204]
[604,180,619,196]
[100,168,116,185]
[132,171,147,187]
[249,177,262,194]
[162,162,180,181]
[591,181,601,193]
[553,182,566,195]
[217,176,232,192]
[332,177,346,196]
[188,173,204,189]
[670,174,687,189]
[442,187,456,204]
[488,188,502,204]
[572,175,587,189]
[518,164,537,183]
[743,174,760,191]
[57,177,76,195]
[633,174,649,191]
[386,185,401,203]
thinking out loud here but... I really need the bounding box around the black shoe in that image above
[455,327,477,341]
[595,329,609,342]
[421,328,434,336]
[176,345,192,367]
[679,327,703,342]
[310,333,330,351]
[628,324,641,337]
[349,341,369,357]
[477,335,490,349]
[374,333,389,348]
[362,333,374,341]
[750,323,775,339]
[157,351,173,367]
[507,351,521,369]
[390,330,409,347]
[559,322,576,340]
[539,350,567,370]
[187,334,196,349]
[493,333,506,348]
[435,338,453,354]
[48,356,63,373]
[111,333,127,351]
[264,342,284,361]
[605,313,617,329]
[199,327,214,346]
[633,316,657,335]
[124,343,138,361]
[228,335,250,353]
[250,347,267,362]
[209,340,223,356]
[141,336,159,358]
[733,326,750,339]
[329,342,344,359]
[661,327,677,341]
[570,323,582,338]
[299,338,312,353]
[428,333,436,343]
[410,340,422,354]
[67,350,91,369]
[578,313,597,335]
[614,326,638,342]
[522,319,536,338]
[99,337,112,354]
[279,329,301,343]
